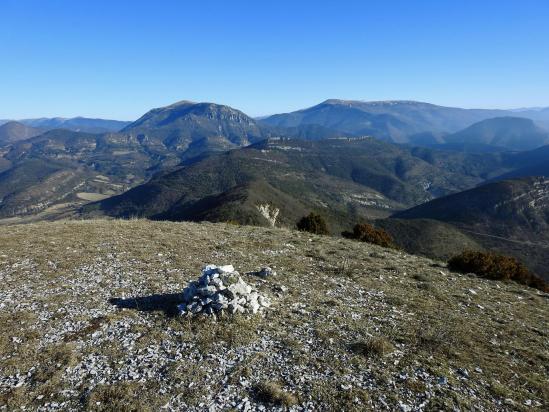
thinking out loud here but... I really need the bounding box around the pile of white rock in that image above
[177,264,271,317]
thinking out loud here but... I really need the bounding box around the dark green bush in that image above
[448,251,548,292]
[296,213,329,235]
[342,223,397,249]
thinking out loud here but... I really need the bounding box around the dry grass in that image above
[0,219,547,410]
[349,337,395,358]
[252,381,298,407]
[85,381,167,412]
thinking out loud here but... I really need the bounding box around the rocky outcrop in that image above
[256,204,279,227]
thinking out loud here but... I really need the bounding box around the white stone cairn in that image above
[177,264,271,317]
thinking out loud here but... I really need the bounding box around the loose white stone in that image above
[217,265,235,274]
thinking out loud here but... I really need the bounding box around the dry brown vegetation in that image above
[349,337,395,358]
[448,250,548,292]
[342,222,397,249]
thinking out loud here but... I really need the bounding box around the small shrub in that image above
[296,213,329,235]
[448,251,548,292]
[349,337,394,357]
[253,381,298,407]
[342,223,397,249]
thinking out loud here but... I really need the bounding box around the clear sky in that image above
[1,0,548,120]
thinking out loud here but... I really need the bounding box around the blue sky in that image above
[1,0,548,120]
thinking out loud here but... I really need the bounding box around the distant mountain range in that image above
[1,98,549,222]
[2,97,549,277]
[260,99,549,149]
[0,117,130,134]
[3,99,549,153]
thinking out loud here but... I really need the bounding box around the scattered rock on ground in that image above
[256,266,276,278]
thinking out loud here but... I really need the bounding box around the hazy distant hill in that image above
[261,100,549,149]
[444,117,549,151]
[261,100,510,143]
[0,121,43,144]
[16,117,130,133]
[512,107,549,129]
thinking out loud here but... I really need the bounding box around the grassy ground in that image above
[0,219,547,411]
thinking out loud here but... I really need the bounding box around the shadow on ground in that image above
[109,293,182,317]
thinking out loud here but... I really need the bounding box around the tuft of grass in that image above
[253,381,298,407]
[310,381,369,411]
[489,380,511,399]
[85,381,168,412]
[349,337,394,358]
[63,316,107,342]
[32,343,78,384]
[332,257,361,279]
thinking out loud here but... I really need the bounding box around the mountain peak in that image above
[122,100,266,154]
[164,99,197,108]
[0,121,42,144]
